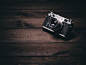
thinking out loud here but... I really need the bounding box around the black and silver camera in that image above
[42,12,74,38]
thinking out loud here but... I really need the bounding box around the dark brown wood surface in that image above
[0,0,86,65]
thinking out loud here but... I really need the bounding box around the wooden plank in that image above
[0,10,86,18]
[0,2,86,10]
[0,42,85,56]
[0,56,85,65]
[0,28,86,43]
[1,0,62,3]
[0,0,49,3]
[0,0,86,3]
[0,18,86,29]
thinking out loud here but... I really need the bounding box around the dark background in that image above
[0,0,86,65]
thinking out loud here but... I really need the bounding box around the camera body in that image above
[42,12,74,38]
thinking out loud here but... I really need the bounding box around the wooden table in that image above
[0,0,86,65]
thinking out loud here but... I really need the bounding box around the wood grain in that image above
[0,28,86,43]
[0,18,86,29]
[0,10,86,18]
[0,0,86,65]
[0,56,85,65]
[0,2,86,10]
[0,42,85,56]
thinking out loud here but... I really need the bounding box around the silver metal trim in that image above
[42,26,54,32]
[59,33,65,37]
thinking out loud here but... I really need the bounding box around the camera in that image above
[42,12,74,38]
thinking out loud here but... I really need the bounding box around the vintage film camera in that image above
[42,12,74,38]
